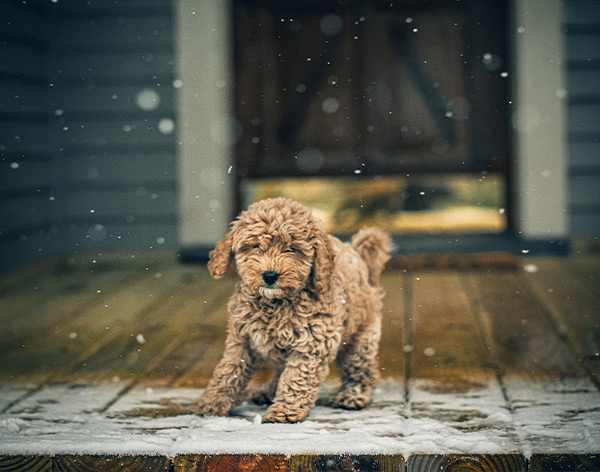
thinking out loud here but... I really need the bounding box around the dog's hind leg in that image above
[331,317,381,410]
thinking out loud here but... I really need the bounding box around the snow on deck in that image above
[1,379,599,458]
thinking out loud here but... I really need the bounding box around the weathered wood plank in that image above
[405,272,520,456]
[0,456,51,472]
[1,256,599,461]
[3,383,125,419]
[136,274,235,388]
[524,258,600,379]
[0,272,146,384]
[506,378,600,456]
[173,454,288,472]
[41,266,200,384]
[408,453,526,472]
[106,385,201,419]
[105,382,406,456]
[468,271,585,382]
[289,454,404,472]
[0,268,137,355]
[50,267,207,384]
[379,271,406,380]
[0,385,33,412]
[408,271,497,391]
[529,453,600,472]
[0,273,158,382]
[169,277,233,389]
[53,455,170,472]
[569,255,600,283]
[468,271,600,457]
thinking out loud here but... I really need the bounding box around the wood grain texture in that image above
[52,455,170,472]
[50,267,205,384]
[467,271,585,382]
[289,454,404,471]
[524,258,600,380]
[173,455,288,472]
[1,255,600,463]
[47,266,203,385]
[408,454,526,472]
[0,268,136,355]
[529,454,600,471]
[379,272,406,380]
[0,456,51,472]
[408,271,496,391]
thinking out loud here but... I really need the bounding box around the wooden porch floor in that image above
[0,253,599,471]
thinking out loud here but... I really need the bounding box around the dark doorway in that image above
[233,0,510,234]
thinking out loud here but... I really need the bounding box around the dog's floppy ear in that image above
[311,219,334,294]
[207,230,234,279]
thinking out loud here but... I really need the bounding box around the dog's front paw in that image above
[191,395,232,417]
[330,388,373,410]
[262,403,309,423]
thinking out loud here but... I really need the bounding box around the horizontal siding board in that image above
[566,33,600,62]
[63,181,176,193]
[63,223,177,251]
[53,0,172,16]
[56,51,174,79]
[0,0,179,271]
[53,75,174,88]
[567,69,600,95]
[61,154,176,184]
[54,17,172,48]
[0,42,47,76]
[0,2,46,41]
[0,122,50,154]
[58,118,176,148]
[64,189,177,218]
[0,81,48,115]
[568,103,600,134]
[58,84,175,114]
[0,160,52,194]
[565,0,600,26]
[566,1,600,239]
[571,213,600,238]
[570,175,600,207]
[569,142,600,170]
[0,195,54,235]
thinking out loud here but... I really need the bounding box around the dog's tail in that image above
[352,227,391,286]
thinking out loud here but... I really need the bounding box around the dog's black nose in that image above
[262,271,280,286]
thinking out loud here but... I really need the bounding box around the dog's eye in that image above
[285,247,296,253]
[253,244,261,249]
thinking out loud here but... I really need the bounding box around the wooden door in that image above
[233,0,510,233]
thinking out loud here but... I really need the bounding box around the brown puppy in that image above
[192,197,390,423]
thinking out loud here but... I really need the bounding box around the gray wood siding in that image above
[565,0,600,238]
[51,0,178,255]
[0,0,178,273]
[0,1,57,273]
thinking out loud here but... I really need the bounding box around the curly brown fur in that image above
[192,198,390,423]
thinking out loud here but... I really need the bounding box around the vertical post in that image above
[174,0,234,252]
[512,0,568,240]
